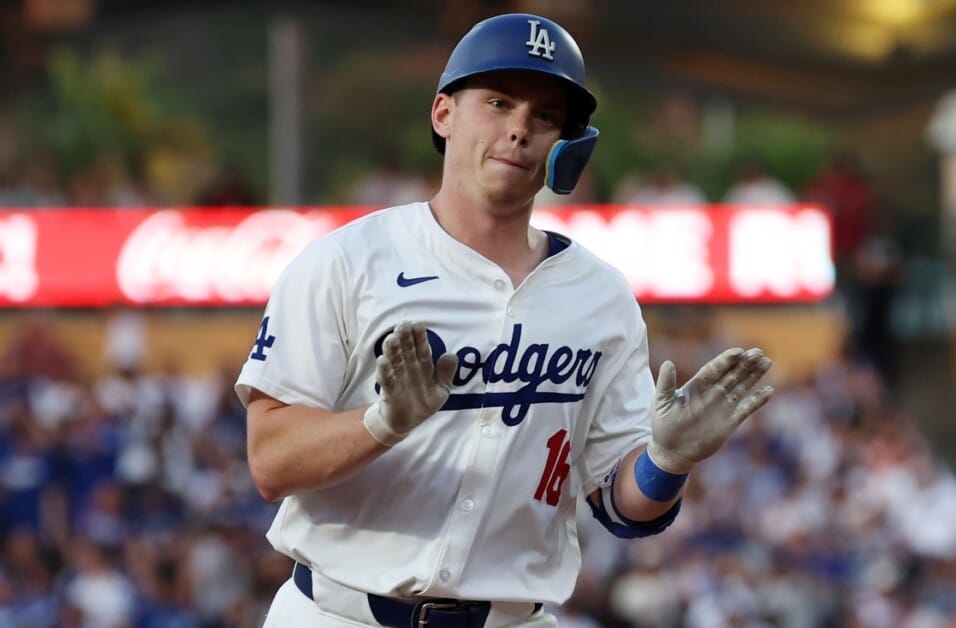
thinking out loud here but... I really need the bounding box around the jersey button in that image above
[481,425,495,438]
[493,279,506,291]
[506,307,515,317]
[462,499,475,512]
[439,569,451,582]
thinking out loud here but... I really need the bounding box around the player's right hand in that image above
[363,322,459,446]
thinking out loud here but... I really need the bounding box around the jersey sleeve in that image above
[234,237,350,410]
[577,306,655,496]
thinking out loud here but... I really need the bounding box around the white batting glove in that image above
[647,347,774,474]
[363,322,459,446]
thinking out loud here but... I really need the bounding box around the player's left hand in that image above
[647,347,773,474]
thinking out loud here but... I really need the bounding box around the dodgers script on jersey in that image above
[235,203,656,605]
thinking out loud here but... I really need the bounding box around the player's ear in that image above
[432,93,454,142]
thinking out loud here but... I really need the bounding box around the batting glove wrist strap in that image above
[363,402,408,447]
[634,449,689,502]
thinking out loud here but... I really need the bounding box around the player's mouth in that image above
[489,156,530,170]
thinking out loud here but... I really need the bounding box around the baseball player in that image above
[236,13,773,627]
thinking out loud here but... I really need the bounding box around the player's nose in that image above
[508,110,532,146]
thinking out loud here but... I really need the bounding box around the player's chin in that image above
[483,183,536,208]
[483,173,541,203]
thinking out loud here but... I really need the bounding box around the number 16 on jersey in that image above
[535,429,571,507]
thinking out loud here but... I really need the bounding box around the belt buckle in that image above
[417,601,460,628]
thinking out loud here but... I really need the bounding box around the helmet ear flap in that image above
[545,126,599,195]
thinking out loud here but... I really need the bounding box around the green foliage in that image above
[44,47,207,178]
[729,111,837,193]
[309,48,437,201]
[587,88,839,201]
[587,86,649,201]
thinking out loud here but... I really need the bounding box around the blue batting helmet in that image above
[432,13,599,194]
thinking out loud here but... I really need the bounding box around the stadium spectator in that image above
[803,152,878,270]
[612,166,707,207]
[196,163,259,208]
[0,152,66,208]
[723,159,795,206]
[347,152,434,207]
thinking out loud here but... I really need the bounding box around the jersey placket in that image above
[429,268,515,592]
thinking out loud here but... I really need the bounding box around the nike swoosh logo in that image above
[397,272,439,287]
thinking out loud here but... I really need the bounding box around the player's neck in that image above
[428,194,548,287]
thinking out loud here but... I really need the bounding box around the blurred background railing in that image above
[1,1,955,626]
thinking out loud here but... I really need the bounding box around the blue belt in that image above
[293,562,541,627]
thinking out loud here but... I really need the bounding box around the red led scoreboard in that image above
[0,205,833,307]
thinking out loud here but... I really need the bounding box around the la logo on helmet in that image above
[526,20,556,60]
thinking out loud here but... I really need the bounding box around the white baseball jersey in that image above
[235,202,655,605]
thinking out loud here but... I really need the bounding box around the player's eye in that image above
[537,111,558,125]
[489,98,507,109]
[535,110,563,129]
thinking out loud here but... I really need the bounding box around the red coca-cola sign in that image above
[116,209,343,303]
[0,205,833,307]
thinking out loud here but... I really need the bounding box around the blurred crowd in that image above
[557,328,956,627]
[0,307,953,627]
[0,315,285,627]
[0,148,259,211]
